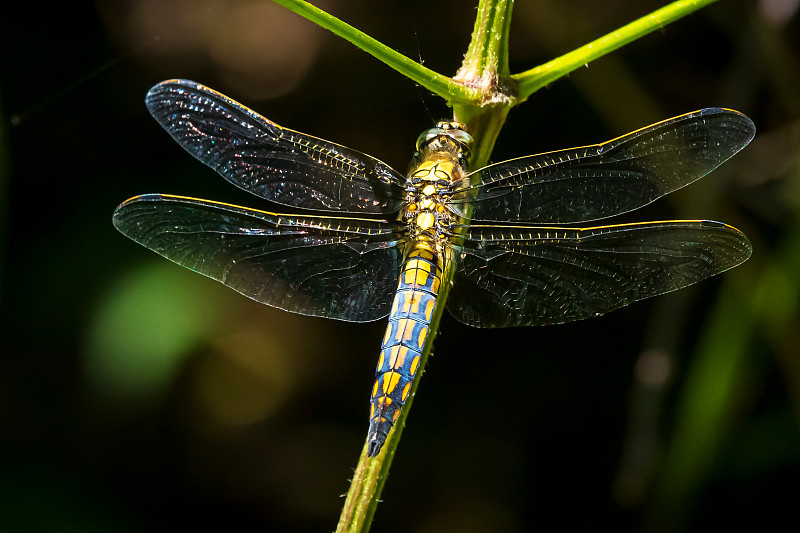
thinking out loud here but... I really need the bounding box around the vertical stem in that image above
[458,0,513,80]
[336,2,516,531]
[453,0,515,168]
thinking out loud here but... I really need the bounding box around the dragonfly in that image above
[113,79,754,457]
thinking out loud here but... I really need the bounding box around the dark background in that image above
[2,0,799,531]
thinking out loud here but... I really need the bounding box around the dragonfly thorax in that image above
[404,151,465,244]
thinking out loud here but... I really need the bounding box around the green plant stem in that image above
[458,0,512,82]
[271,0,476,104]
[453,0,514,168]
[513,0,720,101]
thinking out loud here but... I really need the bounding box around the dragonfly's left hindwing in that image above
[113,194,407,322]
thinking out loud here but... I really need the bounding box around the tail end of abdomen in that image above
[367,362,415,457]
[367,429,387,457]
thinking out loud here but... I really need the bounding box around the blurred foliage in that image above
[1,0,799,532]
[86,262,226,402]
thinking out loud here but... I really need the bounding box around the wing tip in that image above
[112,194,164,230]
[146,78,200,98]
[699,107,757,148]
[145,79,217,117]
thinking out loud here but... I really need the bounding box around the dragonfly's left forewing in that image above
[447,220,751,327]
[113,194,407,322]
[146,80,406,213]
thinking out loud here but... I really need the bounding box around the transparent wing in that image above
[451,108,755,223]
[113,194,407,322]
[447,220,751,327]
[145,79,406,213]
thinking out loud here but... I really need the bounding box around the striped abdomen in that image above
[367,246,442,457]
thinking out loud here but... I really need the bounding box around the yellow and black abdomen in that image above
[367,246,442,456]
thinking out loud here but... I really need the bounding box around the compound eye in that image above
[415,128,444,150]
[449,129,473,148]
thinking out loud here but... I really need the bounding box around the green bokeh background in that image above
[2,1,799,531]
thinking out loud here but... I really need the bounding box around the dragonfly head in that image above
[415,121,473,166]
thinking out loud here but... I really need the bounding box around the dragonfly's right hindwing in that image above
[447,220,752,328]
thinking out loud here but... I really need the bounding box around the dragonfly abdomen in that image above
[367,246,442,457]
